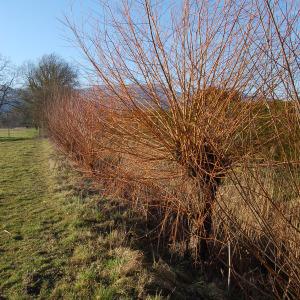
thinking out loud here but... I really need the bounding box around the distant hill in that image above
[82,84,177,110]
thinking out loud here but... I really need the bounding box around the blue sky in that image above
[0,0,95,68]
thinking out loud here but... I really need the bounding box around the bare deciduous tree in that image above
[22,54,78,128]
[0,55,15,114]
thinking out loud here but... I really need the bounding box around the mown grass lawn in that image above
[0,128,90,298]
[0,129,149,299]
[0,129,222,300]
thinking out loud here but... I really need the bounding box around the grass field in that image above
[0,128,144,299]
[0,128,38,141]
[0,128,219,299]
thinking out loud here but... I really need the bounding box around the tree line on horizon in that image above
[0,53,78,129]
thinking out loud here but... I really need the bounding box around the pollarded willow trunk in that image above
[199,175,222,261]
[181,142,225,261]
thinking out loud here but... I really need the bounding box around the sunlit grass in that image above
[0,127,38,141]
[0,129,226,299]
[0,129,136,298]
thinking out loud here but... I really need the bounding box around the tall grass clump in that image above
[48,0,299,298]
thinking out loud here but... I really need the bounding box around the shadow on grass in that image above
[0,137,36,142]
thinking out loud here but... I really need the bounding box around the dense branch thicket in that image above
[48,1,299,298]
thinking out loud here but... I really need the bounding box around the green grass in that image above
[0,128,222,299]
[0,129,76,298]
[0,128,38,142]
[0,128,143,299]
